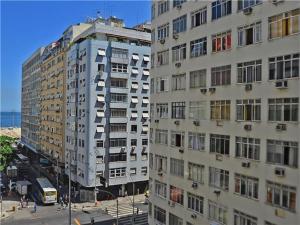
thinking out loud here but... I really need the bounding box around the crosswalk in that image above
[118,213,148,225]
[103,204,144,218]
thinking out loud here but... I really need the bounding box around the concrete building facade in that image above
[149,1,299,225]
[65,17,151,195]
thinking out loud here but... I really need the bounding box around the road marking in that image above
[74,218,81,225]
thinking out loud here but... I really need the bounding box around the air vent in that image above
[175,62,181,68]
[192,182,198,189]
[272,0,284,5]
[174,120,180,125]
[216,154,223,161]
[173,34,179,40]
[160,39,165,44]
[275,80,288,88]
[168,201,175,207]
[275,167,285,177]
[209,87,216,93]
[179,148,184,153]
[245,84,252,91]
[244,124,252,131]
[241,162,251,168]
[200,88,207,94]
[243,7,253,15]
[191,214,197,219]
[154,119,159,123]
[276,123,287,131]
[193,120,200,126]
[176,4,182,10]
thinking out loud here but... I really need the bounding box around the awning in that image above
[131,98,138,103]
[97,80,105,87]
[142,98,149,104]
[132,54,139,61]
[143,56,150,62]
[96,126,104,133]
[97,49,106,56]
[143,70,150,76]
[97,95,105,102]
[96,111,104,117]
[142,126,149,132]
[131,83,139,89]
[142,84,149,90]
[131,68,139,74]
[131,113,138,118]
[142,113,149,118]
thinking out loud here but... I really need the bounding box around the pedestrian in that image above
[64,195,68,208]
[20,197,23,208]
[137,207,139,215]
[26,198,29,207]
[33,201,37,213]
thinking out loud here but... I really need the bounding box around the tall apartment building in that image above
[149,1,299,225]
[21,47,45,154]
[65,17,151,195]
[39,23,91,173]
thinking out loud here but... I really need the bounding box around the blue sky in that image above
[1,0,150,112]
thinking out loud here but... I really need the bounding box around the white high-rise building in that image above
[149,1,299,225]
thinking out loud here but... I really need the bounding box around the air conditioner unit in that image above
[175,62,181,68]
[191,214,197,219]
[213,190,221,195]
[245,84,252,91]
[200,88,207,94]
[209,87,216,93]
[216,154,223,161]
[98,71,103,76]
[169,201,175,207]
[120,147,126,152]
[243,7,253,15]
[275,208,286,218]
[244,124,252,131]
[154,119,159,123]
[193,120,200,126]
[174,120,180,125]
[131,146,136,151]
[192,182,198,189]
[216,120,223,127]
[275,80,288,88]
[241,162,251,168]
[276,123,287,131]
[176,4,182,9]
[158,169,163,176]
[272,0,284,5]
[160,39,165,44]
[275,167,285,177]
[179,148,184,153]
[173,33,179,40]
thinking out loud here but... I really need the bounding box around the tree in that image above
[0,135,15,171]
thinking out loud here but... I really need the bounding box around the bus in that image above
[35,177,57,205]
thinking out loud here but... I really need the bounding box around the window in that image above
[109,167,126,178]
[131,125,137,133]
[269,9,300,40]
[266,181,297,211]
[169,213,183,225]
[211,0,232,21]
[188,132,205,151]
[155,180,167,198]
[188,193,204,214]
[141,167,147,175]
[190,69,206,88]
[156,77,169,92]
[188,162,204,183]
[234,210,258,225]
[237,59,262,83]
[170,185,184,205]
[236,137,260,160]
[151,3,155,20]
[130,168,136,175]
[173,15,187,34]
[158,1,169,15]
[234,174,259,200]
[110,123,127,132]
[155,129,168,145]
[268,98,298,122]
[142,139,148,146]
[208,200,228,225]
[236,99,261,121]
[109,153,127,162]
[158,23,169,40]
[191,7,207,28]
[131,139,137,146]
[111,63,128,73]
[171,131,185,148]
[111,78,127,88]
[210,100,230,120]
[172,44,186,62]
[172,74,186,91]
[111,93,127,103]
[150,78,155,93]
[212,30,231,53]
[189,101,206,120]
[111,48,128,59]
[173,0,186,7]
[237,0,262,10]
[110,138,126,147]
[155,154,167,172]
[151,29,155,43]
[209,167,229,191]
[110,108,126,117]
[269,53,299,80]
[266,140,298,168]
[96,140,104,148]
[157,50,169,66]
[156,103,169,118]
[170,158,184,177]
[238,21,262,46]
[210,134,230,156]
[172,102,185,119]
[211,65,231,86]
[190,37,207,58]
[154,205,166,224]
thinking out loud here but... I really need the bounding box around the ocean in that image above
[0,112,21,128]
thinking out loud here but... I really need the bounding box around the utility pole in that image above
[132,181,135,224]
[68,153,71,225]
[94,161,97,205]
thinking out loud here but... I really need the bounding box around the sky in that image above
[0,0,150,112]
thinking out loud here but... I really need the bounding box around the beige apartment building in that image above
[149,1,299,225]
